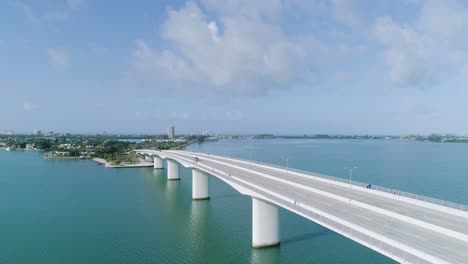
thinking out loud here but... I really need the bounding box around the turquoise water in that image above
[1,139,467,264]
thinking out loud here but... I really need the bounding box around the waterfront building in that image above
[167,125,175,139]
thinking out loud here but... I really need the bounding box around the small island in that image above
[0,134,209,167]
[3,132,468,167]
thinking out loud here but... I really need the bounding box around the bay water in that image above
[1,139,467,264]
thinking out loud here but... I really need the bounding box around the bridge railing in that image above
[201,161,433,264]
[208,163,434,264]
[204,152,468,213]
[269,160,468,213]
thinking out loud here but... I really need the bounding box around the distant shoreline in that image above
[45,156,85,160]
[92,158,153,168]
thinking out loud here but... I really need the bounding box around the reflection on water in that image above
[188,200,210,261]
[189,200,209,228]
[250,247,280,264]
[141,167,181,218]
[153,169,164,177]
[165,180,180,200]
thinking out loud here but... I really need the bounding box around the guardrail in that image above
[199,158,434,264]
[200,152,468,213]
[166,150,449,263]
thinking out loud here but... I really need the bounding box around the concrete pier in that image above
[252,197,279,248]
[133,150,468,263]
[153,156,164,169]
[167,160,180,180]
[192,169,209,200]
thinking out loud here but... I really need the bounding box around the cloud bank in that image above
[130,0,468,96]
[132,1,306,96]
[373,0,468,87]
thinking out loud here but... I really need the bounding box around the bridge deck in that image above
[133,151,468,263]
[160,150,468,264]
[171,151,468,234]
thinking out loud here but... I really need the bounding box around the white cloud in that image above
[47,48,70,68]
[373,0,468,88]
[132,40,196,84]
[373,16,432,87]
[130,1,322,96]
[207,21,220,42]
[129,1,371,97]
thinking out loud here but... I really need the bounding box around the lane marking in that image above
[169,150,468,243]
[163,152,451,264]
[174,150,468,219]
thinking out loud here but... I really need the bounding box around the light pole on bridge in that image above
[345,166,358,201]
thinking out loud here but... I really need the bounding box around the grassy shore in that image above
[1,135,209,167]
[93,158,153,168]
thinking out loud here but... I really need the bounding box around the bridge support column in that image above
[192,169,209,200]
[153,156,164,169]
[252,197,279,248]
[167,160,180,180]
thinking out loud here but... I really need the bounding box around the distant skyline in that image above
[2,0,468,135]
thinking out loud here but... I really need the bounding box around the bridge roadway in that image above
[140,150,468,264]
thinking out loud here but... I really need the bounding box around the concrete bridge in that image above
[135,149,468,264]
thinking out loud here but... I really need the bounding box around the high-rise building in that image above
[32,129,42,135]
[167,125,175,139]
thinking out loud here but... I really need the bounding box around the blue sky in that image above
[2,0,468,135]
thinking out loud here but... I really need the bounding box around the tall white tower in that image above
[167,125,175,139]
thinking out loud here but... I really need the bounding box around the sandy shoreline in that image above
[92,158,153,168]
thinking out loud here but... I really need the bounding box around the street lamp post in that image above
[345,167,357,201]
